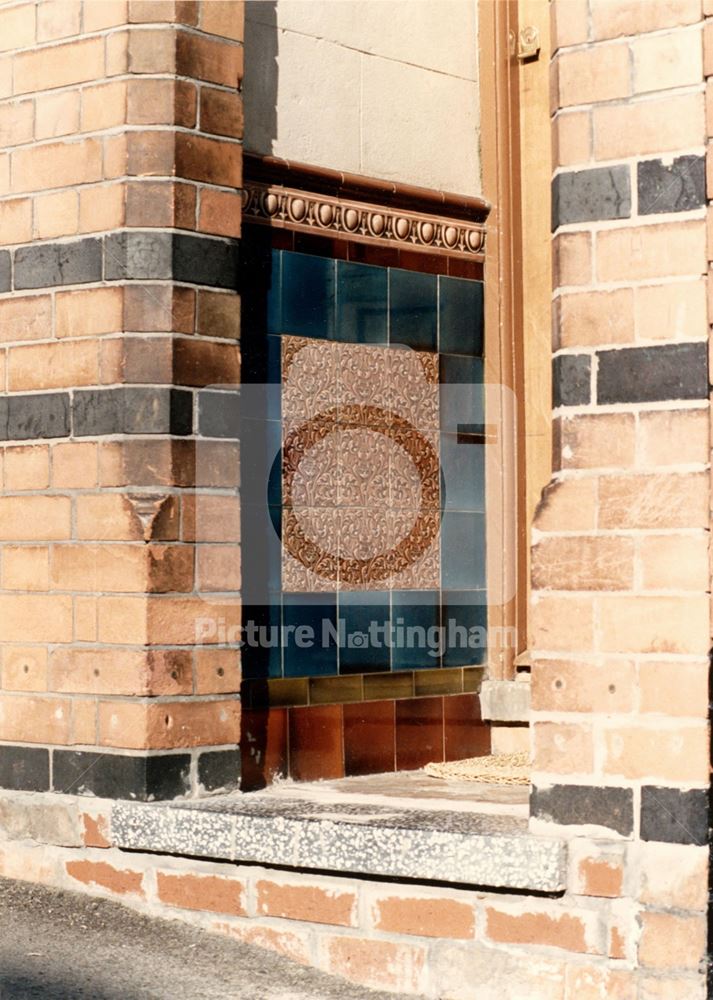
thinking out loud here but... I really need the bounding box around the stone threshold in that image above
[111,781,567,894]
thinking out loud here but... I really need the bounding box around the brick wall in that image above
[0,0,244,799]
[530,0,710,992]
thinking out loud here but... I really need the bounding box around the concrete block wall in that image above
[0,0,245,800]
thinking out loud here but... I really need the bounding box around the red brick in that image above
[66,859,144,897]
[81,813,111,849]
[486,906,596,954]
[639,911,706,970]
[324,937,427,994]
[157,871,245,915]
[372,893,475,939]
[257,879,356,927]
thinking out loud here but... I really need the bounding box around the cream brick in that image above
[633,26,703,94]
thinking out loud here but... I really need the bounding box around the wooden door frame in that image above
[480,0,552,680]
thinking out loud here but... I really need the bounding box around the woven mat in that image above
[424,751,530,785]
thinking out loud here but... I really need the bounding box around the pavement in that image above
[0,877,419,1000]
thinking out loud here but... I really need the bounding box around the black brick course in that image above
[531,784,634,836]
[597,342,708,404]
[638,155,705,215]
[552,166,631,229]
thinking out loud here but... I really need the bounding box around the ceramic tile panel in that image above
[240,245,488,778]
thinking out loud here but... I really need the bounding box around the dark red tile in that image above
[268,226,294,251]
[293,232,348,259]
[347,242,401,269]
[240,707,288,791]
[395,696,444,771]
[288,704,344,782]
[447,257,483,280]
[398,249,448,276]
[444,693,491,762]
[343,700,396,776]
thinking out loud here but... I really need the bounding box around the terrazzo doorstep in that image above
[112,796,566,892]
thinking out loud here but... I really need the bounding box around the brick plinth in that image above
[0,0,244,799]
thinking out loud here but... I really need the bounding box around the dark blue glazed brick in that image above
[52,750,191,800]
[0,250,10,292]
[6,393,70,440]
[640,786,708,845]
[336,260,387,343]
[552,165,630,228]
[638,155,705,215]
[197,749,241,793]
[173,234,239,290]
[438,275,483,356]
[0,746,49,792]
[104,232,173,280]
[389,268,437,350]
[531,784,634,836]
[597,342,708,404]
[553,353,591,407]
[198,389,240,438]
[73,387,193,436]
[15,239,102,289]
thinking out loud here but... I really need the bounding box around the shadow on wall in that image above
[244,0,278,154]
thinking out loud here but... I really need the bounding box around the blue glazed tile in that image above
[266,249,282,335]
[281,252,335,339]
[241,501,281,600]
[338,591,391,673]
[241,600,283,679]
[241,246,280,336]
[441,511,486,590]
[391,590,441,670]
[441,592,487,667]
[283,593,338,677]
[240,418,281,507]
[389,268,437,351]
[336,261,387,343]
[440,433,485,512]
[438,276,484,356]
[439,354,484,432]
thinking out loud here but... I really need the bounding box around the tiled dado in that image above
[241,691,491,789]
[242,245,487,707]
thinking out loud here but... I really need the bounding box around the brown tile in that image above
[293,232,349,260]
[240,707,288,791]
[444,694,491,762]
[309,675,363,705]
[395,696,444,770]
[344,700,396,776]
[463,667,485,693]
[289,705,344,781]
[363,672,414,701]
[414,667,464,697]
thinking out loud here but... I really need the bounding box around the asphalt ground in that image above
[0,877,420,1000]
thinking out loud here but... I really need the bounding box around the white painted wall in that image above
[243,0,482,195]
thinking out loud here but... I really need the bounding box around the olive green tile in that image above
[363,672,414,701]
[266,677,310,707]
[309,675,363,705]
[463,667,485,693]
[414,667,464,697]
